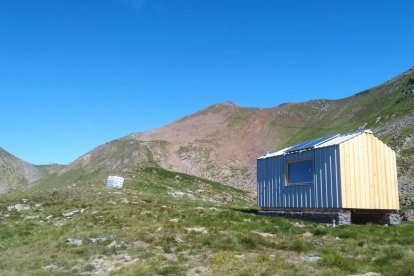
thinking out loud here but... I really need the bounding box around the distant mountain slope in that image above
[0,147,43,193]
[57,67,414,203]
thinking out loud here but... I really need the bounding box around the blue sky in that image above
[0,0,413,164]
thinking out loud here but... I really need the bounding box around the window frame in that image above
[284,158,314,186]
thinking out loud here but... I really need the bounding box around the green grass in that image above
[1,167,414,275]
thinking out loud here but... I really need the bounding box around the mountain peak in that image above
[215,101,240,107]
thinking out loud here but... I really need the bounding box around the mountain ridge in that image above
[2,67,414,205]
[41,66,413,199]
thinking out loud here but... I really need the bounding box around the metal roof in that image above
[258,129,373,159]
[285,134,339,153]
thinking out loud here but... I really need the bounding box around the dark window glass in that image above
[287,159,313,184]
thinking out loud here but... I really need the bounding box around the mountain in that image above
[45,67,414,204]
[0,147,43,192]
[3,67,413,204]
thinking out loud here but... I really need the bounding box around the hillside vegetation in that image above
[1,168,414,275]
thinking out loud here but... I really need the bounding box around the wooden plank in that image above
[352,136,359,208]
[367,134,374,208]
[366,135,374,208]
[392,150,400,209]
[356,135,363,208]
[376,137,384,209]
[370,135,379,209]
[361,134,368,208]
[380,139,389,209]
[388,147,398,210]
[386,147,394,210]
[347,139,355,208]
[385,142,392,209]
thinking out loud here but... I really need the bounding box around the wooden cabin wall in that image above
[339,133,399,210]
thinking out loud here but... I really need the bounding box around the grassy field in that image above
[1,168,414,275]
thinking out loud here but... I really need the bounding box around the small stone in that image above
[43,264,59,270]
[107,241,118,249]
[302,232,313,237]
[66,238,83,246]
[124,255,132,262]
[251,231,275,238]
[7,204,31,212]
[348,273,381,276]
[335,237,341,240]
[169,218,179,223]
[301,256,321,263]
[62,209,83,218]
[293,222,306,228]
[53,220,66,227]
[175,237,184,243]
[46,215,53,220]
[185,227,208,234]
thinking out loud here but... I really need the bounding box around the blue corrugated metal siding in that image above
[257,145,342,209]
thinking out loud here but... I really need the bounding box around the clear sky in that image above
[0,0,413,165]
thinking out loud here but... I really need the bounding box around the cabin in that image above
[257,130,401,225]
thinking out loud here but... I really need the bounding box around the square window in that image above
[286,159,313,185]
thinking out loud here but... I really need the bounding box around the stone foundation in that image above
[258,209,352,225]
[258,209,401,225]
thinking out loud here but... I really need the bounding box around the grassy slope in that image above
[1,168,414,275]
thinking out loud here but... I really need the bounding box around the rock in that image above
[24,215,40,220]
[7,204,31,212]
[348,273,381,276]
[293,222,306,228]
[175,236,184,243]
[185,227,208,234]
[251,231,275,238]
[107,241,119,249]
[301,256,321,263]
[46,215,53,220]
[302,232,313,238]
[53,220,65,227]
[243,219,251,222]
[62,209,84,218]
[42,264,59,270]
[335,237,341,241]
[209,207,219,211]
[401,209,414,222]
[122,198,130,204]
[66,238,83,246]
[169,218,179,223]
[168,191,186,198]
[124,255,133,262]
[89,236,107,243]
